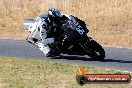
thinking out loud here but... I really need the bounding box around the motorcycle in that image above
[23,16,105,61]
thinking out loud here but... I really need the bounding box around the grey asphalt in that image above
[0,39,132,72]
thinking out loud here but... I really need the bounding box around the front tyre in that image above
[89,39,105,61]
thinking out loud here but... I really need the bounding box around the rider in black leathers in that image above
[27,8,89,57]
[45,8,89,40]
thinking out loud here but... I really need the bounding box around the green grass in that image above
[0,57,131,88]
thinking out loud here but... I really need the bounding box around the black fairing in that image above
[61,20,85,39]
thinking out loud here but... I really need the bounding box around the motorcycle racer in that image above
[24,8,88,57]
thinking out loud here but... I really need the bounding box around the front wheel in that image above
[80,37,105,61]
[89,39,105,61]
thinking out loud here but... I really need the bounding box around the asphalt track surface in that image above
[0,39,132,72]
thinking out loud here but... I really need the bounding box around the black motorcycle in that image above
[48,16,105,61]
[23,16,105,61]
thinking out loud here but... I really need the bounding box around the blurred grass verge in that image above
[0,57,131,88]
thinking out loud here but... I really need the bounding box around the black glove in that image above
[26,37,38,44]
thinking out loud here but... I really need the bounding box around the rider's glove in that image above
[26,36,38,44]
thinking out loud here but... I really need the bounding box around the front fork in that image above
[78,36,95,56]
